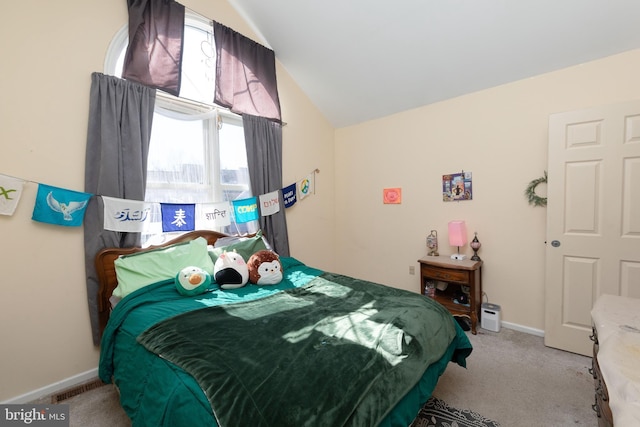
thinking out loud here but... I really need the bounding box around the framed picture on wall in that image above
[443,171,472,201]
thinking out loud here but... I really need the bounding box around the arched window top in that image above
[104,11,217,106]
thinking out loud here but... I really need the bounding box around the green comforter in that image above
[99,257,472,427]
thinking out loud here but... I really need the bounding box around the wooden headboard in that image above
[95,230,230,338]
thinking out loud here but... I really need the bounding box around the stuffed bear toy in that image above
[214,250,249,290]
[175,266,211,296]
[247,250,283,285]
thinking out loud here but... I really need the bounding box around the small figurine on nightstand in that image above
[424,280,436,298]
[470,232,482,261]
[427,230,439,256]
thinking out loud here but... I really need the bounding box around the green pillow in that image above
[113,237,214,299]
[208,231,269,264]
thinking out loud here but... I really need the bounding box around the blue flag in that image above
[32,184,92,227]
[161,203,195,232]
[282,183,297,208]
[232,197,259,223]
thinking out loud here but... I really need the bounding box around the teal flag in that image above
[32,184,92,227]
[232,197,259,223]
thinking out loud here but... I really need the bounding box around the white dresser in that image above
[591,294,640,426]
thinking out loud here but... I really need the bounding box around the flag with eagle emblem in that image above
[32,184,92,226]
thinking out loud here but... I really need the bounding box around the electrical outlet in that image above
[409,266,415,275]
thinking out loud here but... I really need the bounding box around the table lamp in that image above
[448,220,467,260]
[470,232,482,261]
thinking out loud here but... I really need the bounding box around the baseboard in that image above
[500,321,545,337]
[1,368,99,404]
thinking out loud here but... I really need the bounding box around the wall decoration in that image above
[443,171,472,201]
[383,188,402,204]
[31,183,92,227]
[1,167,320,230]
[0,174,24,216]
[298,173,314,200]
[525,171,547,207]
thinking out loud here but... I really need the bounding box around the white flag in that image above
[259,191,280,216]
[0,174,25,216]
[103,196,153,232]
[198,201,232,228]
[298,173,314,200]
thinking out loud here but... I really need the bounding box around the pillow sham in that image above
[113,237,214,299]
[208,230,270,264]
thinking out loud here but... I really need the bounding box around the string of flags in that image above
[0,169,317,231]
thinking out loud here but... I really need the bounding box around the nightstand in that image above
[418,256,483,334]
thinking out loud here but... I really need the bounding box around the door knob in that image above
[551,240,561,247]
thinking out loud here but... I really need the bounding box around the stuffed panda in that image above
[247,250,283,285]
[214,250,249,290]
[175,266,211,296]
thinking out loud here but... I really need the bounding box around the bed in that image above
[97,230,472,427]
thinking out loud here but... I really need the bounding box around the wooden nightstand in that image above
[418,256,483,334]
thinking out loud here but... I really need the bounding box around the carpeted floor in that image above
[63,383,129,427]
[432,328,596,426]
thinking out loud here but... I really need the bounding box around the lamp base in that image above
[450,254,467,261]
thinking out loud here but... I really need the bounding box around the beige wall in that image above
[334,49,640,332]
[0,0,334,401]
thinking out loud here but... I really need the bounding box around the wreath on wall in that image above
[525,171,547,207]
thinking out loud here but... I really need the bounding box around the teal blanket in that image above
[137,271,467,427]
[99,257,472,427]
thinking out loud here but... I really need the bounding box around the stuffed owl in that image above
[175,266,211,296]
[214,251,249,290]
[247,250,283,285]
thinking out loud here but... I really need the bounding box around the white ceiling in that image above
[227,0,640,128]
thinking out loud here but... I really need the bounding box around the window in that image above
[105,12,257,246]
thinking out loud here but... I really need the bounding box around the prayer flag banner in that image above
[282,183,296,208]
[232,197,259,224]
[298,173,314,200]
[0,174,24,216]
[161,203,195,232]
[103,196,154,232]
[32,184,91,227]
[259,191,280,216]
[198,201,232,228]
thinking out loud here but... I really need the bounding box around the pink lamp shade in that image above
[448,220,468,260]
[448,220,467,246]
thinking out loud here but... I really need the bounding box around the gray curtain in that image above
[122,0,185,96]
[214,22,282,123]
[84,73,155,345]
[243,114,290,256]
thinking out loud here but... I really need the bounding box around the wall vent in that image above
[52,379,105,403]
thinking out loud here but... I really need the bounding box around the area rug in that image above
[410,397,501,427]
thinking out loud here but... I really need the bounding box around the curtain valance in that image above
[122,1,281,122]
[122,0,185,96]
[214,22,282,122]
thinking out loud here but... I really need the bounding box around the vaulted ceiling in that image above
[227,0,640,128]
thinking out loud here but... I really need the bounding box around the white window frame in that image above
[104,14,256,246]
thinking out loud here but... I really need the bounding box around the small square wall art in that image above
[443,171,472,201]
[383,188,402,204]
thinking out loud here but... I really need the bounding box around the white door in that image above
[545,100,640,356]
